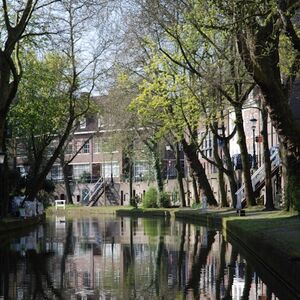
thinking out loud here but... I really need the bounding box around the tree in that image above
[230,1,300,211]
[9,52,90,201]
[128,51,218,206]
[0,0,60,216]
[10,0,115,204]
[131,0,260,207]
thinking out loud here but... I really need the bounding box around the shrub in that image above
[130,195,141,208]
[79,171,91,183]
[191,202,202,209]
[143,187,158,208]
[159,191,171,208]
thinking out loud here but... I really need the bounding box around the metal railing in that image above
[82,177,104,204]
[236,151,280,204]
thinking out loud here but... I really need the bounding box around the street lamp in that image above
[250,116,257,169]
[165,145,171,183]
[110,151,114,186]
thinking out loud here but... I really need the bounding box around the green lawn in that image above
[223,210,300,257]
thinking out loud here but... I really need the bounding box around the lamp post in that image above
[250,117,257,169]
[165,145,171,183]
[110,151,114,186]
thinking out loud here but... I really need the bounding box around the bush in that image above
[79,171,91,183]
[191,202,202,209]
[130,195,141,208]
[159,192,171,208]
[143,187,158,208]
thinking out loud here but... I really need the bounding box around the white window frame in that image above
[80,117,86,129]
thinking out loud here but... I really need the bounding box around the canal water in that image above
[0,216,295,299]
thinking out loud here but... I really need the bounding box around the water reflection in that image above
[0,216,290,299]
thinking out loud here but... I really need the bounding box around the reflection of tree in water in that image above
[26,249,61,299]
[155,235,168,297]
[59,221,74,291]
[242,263,254,300]
[0,245,10,299]
[1,217,282,299]
[177,222,187,289]
[185,229,217,298]
[122,218,136,299]
[122,218,172,299]
[215,235,226,300]
[224,248,238,299]
[0,225,61,300]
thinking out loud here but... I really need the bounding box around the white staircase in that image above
[235,150,281,204]
[82,177,105,205]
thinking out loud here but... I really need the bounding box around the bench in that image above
[55,199,66,210]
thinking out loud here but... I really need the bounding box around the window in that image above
[81,141,90,153]
[97,114,104,128]
[79,117,86,129]
[134,161,149,180]
[94,137,101,153]
[75,139,90,153]
[200,131,213,159]
[73,164,90,179]
[93,137,118,153]
[50,165,63,181]
[101,162,119,178]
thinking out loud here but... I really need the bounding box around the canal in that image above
[0,215,296,299]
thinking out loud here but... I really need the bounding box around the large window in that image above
[97,114,105,128]
[81,141,90,153]
[74,139,90,154]
[93,137,118,153]
[73,164,90,179]
[79,117,86,129]
[134,161,149,181]
[94,137,101,153]
[101,162,119,178]
[50,165,63,181]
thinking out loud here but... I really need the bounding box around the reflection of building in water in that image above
[1,217,280,299]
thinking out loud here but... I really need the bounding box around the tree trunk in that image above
[25,119,75,201]
[280,140,287,207]
[0,52,19,217]
[222,139,238,207]
[285,154,300,213]
[144,139,164,205]
[213,132,228,207]
[237,23,300,211]
[261,105,274,210]
[62,165,73,205]
[235,106,256,206]
[153,152,164,195]
[0,119,8,217]
[129,158,134,206]
[192,174,200,204]
[175,143,186,207]
[59,153,73,204]
[181,138,218,206]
